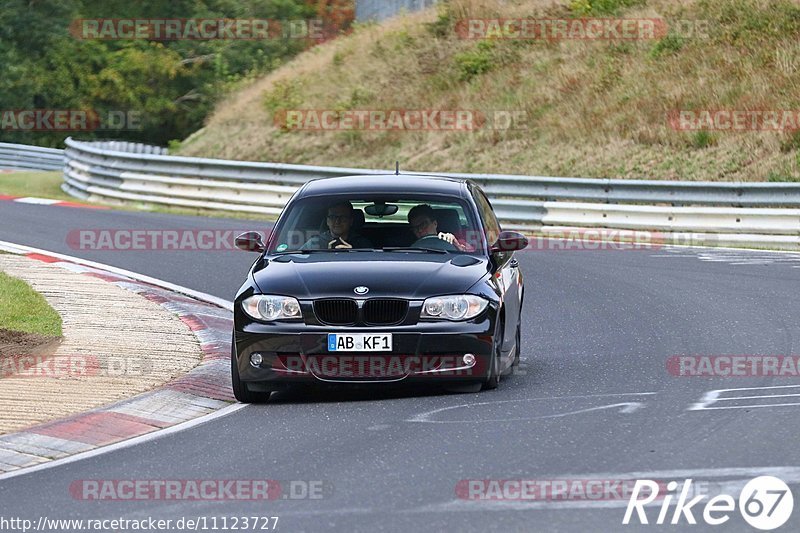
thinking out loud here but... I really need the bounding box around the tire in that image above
[482,322,502,390]
[231,332,271,404]
[501,320,521,377]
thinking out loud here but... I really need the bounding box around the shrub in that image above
[263,79,304,114]
[426,10,453,38]
[454,40,496,81]
[650,35,684,58]
[691,130,714,149]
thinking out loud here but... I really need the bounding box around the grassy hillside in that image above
[179,0,800,182]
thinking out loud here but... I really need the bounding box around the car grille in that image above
[314,299,358,325]
[363,299,408,325]
[313,299,408,326]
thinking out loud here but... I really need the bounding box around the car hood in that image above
[251,253,489,299]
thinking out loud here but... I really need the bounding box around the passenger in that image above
[407,204,467,251]
[301,201,372,249]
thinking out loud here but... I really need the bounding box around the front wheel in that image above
[512,318,521,368]
[482,323,502,390]
[231,332,271,403]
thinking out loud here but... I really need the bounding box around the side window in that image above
[472,188,501,246]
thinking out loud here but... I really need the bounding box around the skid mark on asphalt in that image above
[406,392,655,424]
[688,384,800,411]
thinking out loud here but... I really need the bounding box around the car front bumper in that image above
[234,316,497,388]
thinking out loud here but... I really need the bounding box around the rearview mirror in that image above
[365,202,399,217]
[235,232,266,253]
[491,231,529,253]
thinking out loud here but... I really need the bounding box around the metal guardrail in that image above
[55,138,800,248]
[74,140,169,156]
[0,142,64,171]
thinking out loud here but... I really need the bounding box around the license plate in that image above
[327,333,392,352]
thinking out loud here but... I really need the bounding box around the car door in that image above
[471,186,521,358]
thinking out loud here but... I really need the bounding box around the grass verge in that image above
[0,271,62,337]
[0,171,72,200]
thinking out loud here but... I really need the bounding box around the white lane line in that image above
[689,403,800,410]
[702,384,800,393]
[0,240,244,480]
[0,240,233,311]
[715,393,800,401]
[13,197,60,205]
[651,245,800,268]
[665,243,800,254]
[407,393,656,423]
[0,403,247,481]
[413,403,647,424]
[689,385,800,411]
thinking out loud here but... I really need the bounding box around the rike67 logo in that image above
[624,476,794,530]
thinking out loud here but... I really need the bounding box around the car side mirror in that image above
[491,231,529,253]
[235,232,266,253]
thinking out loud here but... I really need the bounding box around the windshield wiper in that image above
[382,247,449,254]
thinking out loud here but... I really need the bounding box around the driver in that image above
[407,204,466,251]
[301,201,372,249]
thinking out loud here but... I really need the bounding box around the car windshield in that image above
[268,195,486,254]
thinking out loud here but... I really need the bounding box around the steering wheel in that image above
[411,234,458,251]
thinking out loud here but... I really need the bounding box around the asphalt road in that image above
[1,201,799,532]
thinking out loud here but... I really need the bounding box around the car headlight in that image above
[420,295,488,321]
[242,295,302,322]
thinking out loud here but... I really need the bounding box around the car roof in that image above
[298,174,470,198]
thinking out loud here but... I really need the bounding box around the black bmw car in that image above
[231,175,527,402]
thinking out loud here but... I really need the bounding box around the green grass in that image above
[0,271,62,337]
[0,171,71,200]
[0,171,276,222]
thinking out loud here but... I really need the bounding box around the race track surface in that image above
[1,201,799,532]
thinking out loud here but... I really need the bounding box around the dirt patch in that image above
[0,328,61,359]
